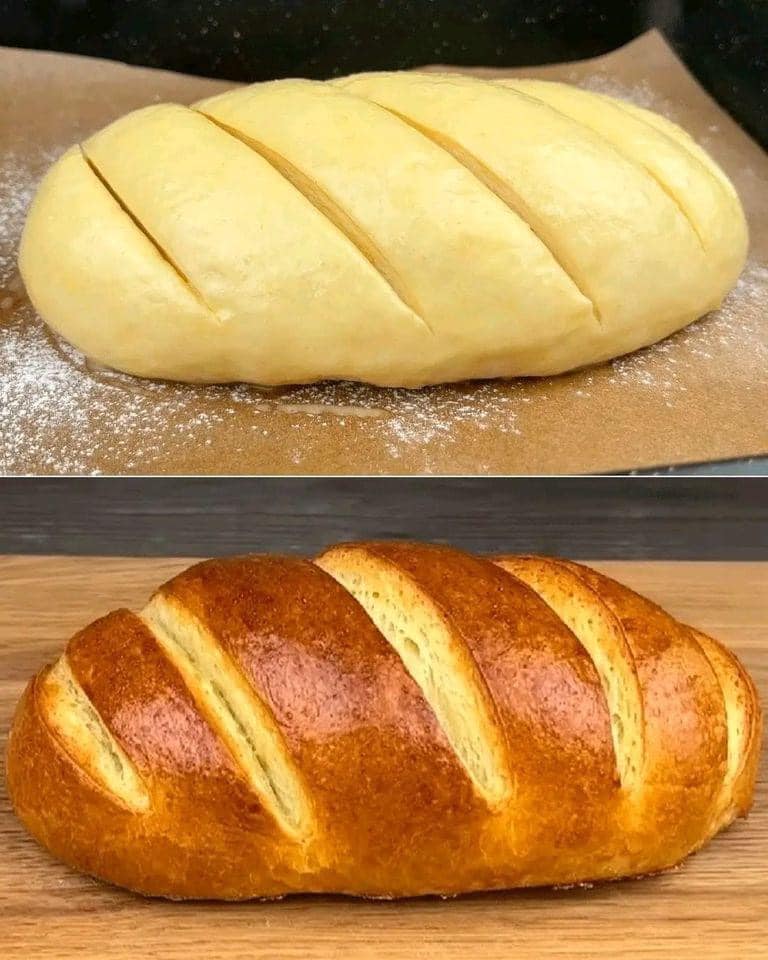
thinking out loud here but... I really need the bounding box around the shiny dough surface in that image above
[19,74,748,387]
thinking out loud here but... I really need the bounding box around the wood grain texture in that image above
[2,477,767,559]
[0,556,765,959]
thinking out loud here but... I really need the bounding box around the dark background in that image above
[1,477,765,558]
[0,0,766,147]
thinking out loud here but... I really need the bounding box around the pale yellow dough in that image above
[19,73,747,387]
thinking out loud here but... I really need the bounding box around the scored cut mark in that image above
[362,102,602,326]
[316,546,514,809]
[41,656,151,812]
[689,628,755,829]
[610,98,739,202]
[196,111,433,335]
[80,147,218,316]
[142,592,315,843]
[497,81,706,249]
[494,556,645,793]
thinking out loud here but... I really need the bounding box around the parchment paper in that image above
[1,30,766,475]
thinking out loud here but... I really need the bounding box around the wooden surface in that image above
[0,556,765,959]
[2,477,768,559]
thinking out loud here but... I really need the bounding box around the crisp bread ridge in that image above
[691,628,761,831]
[495,556,644,791]
[40,657,151,813]
[316,544,514,808]
[142,592,315,842]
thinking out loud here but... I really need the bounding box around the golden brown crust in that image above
[7,671,163,894]
[556,561,728,866]
[156,556,490,895]
[689,628,762,827]
[348,542,621,883]
[5,546,761,900]
[10,611,301,898]
[492,554,644,791]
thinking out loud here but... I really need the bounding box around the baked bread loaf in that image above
[19,73,747,387]
[6,544,761,900]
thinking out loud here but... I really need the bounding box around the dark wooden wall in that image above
[0,478,765,559]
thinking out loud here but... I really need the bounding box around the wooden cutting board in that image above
[0,556,765,959]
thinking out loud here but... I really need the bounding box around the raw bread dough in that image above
[19,73,747,387]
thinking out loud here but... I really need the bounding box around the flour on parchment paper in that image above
[0,135,530,472]
[610,263,768,400]
[1,86,766,474]
[0,147,64,284]
[0,139,517,473]
[574,75,658,108]
[3,261,767,475]
[0,305,527,473]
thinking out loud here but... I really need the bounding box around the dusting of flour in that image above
[1,77,766,474]
[0,303,533,473]
[610,263,768,398]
